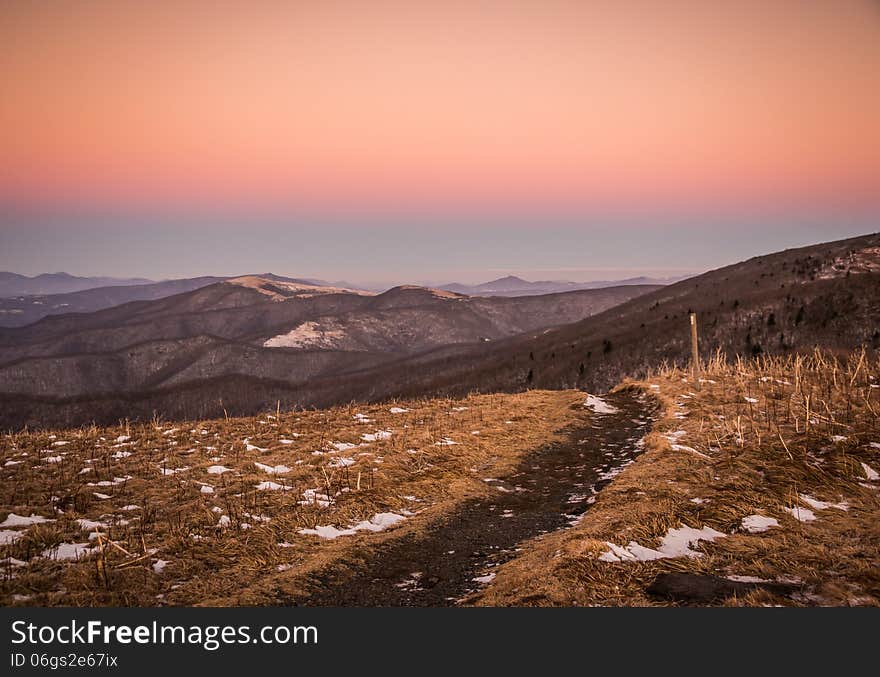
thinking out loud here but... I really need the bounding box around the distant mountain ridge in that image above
[0,271,154,297]
[0,273,366,328]
[439,274,687,297]
[0,279,659,427]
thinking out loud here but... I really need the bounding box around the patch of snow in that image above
[152,559,169,574]
[254,462,291,475]
[114,435,131,443]
[256,481,287,491]
[390,407,409,414]
[0,513,54,528]
[160,466,189,476]
[860,462,879,481]
[327,457,355,468]
[434,437,458,446]
[599,542,637,562]
[76,518,109,531]
[331,442,357,451]
[299,512,407,539]
[741,515,780,533]
[200,485,214,494]
[297,524,356,539]
[0,530,25,545]
[217,515,231,528]
[600,525,724,562]
[473,572,496,584]
[744,397,759,403]
[263,321,346,349]
[784,506,817,522]
[86,476,131,487]
[584,394,619,415]
[206,465,232,474]
[831,435,847,443]
[798,494,848,511]
[361,430,392,442]
[658,525,725,558]
[244,439,268,453]
[727,575,770,583]
[42,542,92,560]
[93,492,111,500]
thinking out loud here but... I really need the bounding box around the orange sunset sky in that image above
[0,0,878,282]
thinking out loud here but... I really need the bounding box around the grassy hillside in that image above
[0,389,587,606]
[472,351,880,606]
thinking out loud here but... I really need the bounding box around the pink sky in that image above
[1,0,879,217]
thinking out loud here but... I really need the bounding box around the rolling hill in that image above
[0,271,153,297]
[0,277,657,428]
[440,274,686,297]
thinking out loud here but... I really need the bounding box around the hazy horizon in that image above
[2,2,878,286]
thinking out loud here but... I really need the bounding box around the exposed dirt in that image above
[299,389,657,606]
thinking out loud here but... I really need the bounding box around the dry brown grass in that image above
[472,349,880,607]
[0,389,586,606]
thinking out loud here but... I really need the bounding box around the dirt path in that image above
[300,389,656,606]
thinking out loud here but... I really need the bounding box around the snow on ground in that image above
[584,394,620,415]
[658,525,726,557]
[87,476,131,487]
[327,457,355,468]
[300,489,332,507]
[76,518,109,531]
[599,525,725,562]
[254,462,291,475]
[206,465,232,474]
[0,513,54,528]
[743,397,759,403]
[361,430,392,442]
[784,505,817,522]
[42,543,92,561]
[389,407,409,414]
[861,462,879,481]
[152,559,169,574]
[0,530,24,545]
[727,575,770,583]
[159,466,189,476]
[434,437,458,446]
[298,512,407,540]
[798,494,848,511]
[256,481,287,491]
[741,515,780,533]
[200,485,214,494]
[473,572,496,584]
[263,321,346,349]
[332,442,357,451]
[243,439,268,453]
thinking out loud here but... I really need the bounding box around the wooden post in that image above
[689,312,700,388]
